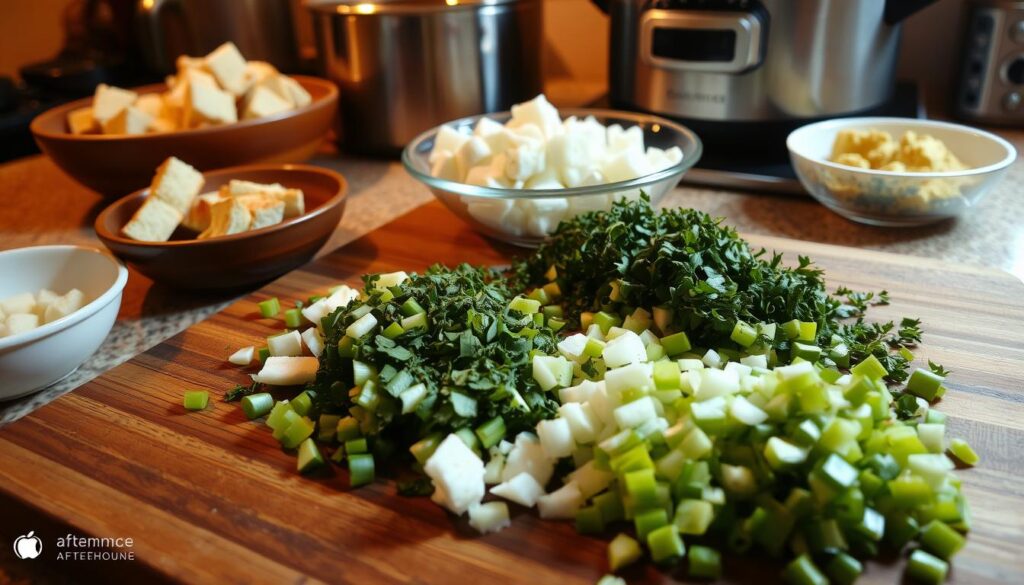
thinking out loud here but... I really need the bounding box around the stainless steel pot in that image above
[600,0,936,123]
[136,0,301,74]
[307,0,542,155]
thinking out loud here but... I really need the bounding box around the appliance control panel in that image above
[956,0,1024,125]
[640,1,768,74]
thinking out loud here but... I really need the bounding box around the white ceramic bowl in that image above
[403,109,702,247]
[787,117,1016,226]
[0,246,128,400]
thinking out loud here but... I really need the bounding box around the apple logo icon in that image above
[13,531,42,560]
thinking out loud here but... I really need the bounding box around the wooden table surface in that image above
[1,200,1022,584]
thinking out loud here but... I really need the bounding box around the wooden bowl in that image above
[31,76,338,198]
[95,164,347,290]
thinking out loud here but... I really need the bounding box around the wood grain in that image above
[1,201,1023,584]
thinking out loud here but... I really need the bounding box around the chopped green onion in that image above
[920,519,966,559]
[240,393,273,419]
[348,453,375,487]
[825,552,862,585]
[474,416,506,449]
[382,322,405,339]
[297,438,324,473]
[906,550,949,584]
[279,416,315,449]
[399,298,425,316]
[782,554,827,585]
[258,297,281,318]
[336,416,361,442]
[345,438,369,455]
[688,545,721,579]
[257,347,271,363]
[948,438,979,466]
[283,308,302,328]
[183,390,209,411]
[291,390,315,417]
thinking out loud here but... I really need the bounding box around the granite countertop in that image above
[1,129,1022,425]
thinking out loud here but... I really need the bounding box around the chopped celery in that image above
[825,552,862,585]
[647,524,685,563]
[634,508,668,541]
[291,390,315,417]
[345,438,368,455]
[348,453,375,487]
[730,321,758,347]
[241,393,274,419]
[798,321,817,342]
[594,311,622,335]
[851,355,888,380]
[474,416,506,449]
[336,416,361,442]
[258,347,271,363]
[283,308,302,328]
[399,298,425,316]
[317,414,341,442]
[906,550,948,584]
[183,390,209,411]
[280,416,315,449]
[257,297,281,318]
[920,519,965,559]
[608,533,642,571]
[948,438,979,466]
[575,505,605,535]
[661,331,692,356]
[382,322,405,339]
[509,296,541,314]
[410,432,443,465]
[783,554,827,585]
[688,545,721,579]
[297,438,324,473]
[907,368,944,401]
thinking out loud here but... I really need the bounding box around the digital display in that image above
[651,28,737,62]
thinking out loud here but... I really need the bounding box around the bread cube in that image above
[205,41,249,96]
[6,313,40,336]
[175,55,207,75]
[277,76,312,108]
[135,94,164,119]
[67,107,98,135]
[184,78,237,126]
[236,193,285,230]
[149,117,177,133]
[222,179,285,197]
[101,105,153,135]
[278,189,305,218]
[433,125,471,162]
[244,61,279,85]
[0,292,35,315]
[122,198,183,242]
[43,289,85,324]
[199,198,252,239]
[92,84,137,123]
[182,192,226,232]
[150,157,205,215]
[430,150,459,181]
[242,85,292,120]
[454,136,493,180]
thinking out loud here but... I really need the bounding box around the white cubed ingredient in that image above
[567,191,611,217]
[325,285,360,310]
[268,330,303,357]
[34,289,59,313]
[430,150,460,181]
[300,297,331,328]
[532,354,571,391]
[586,323,606,340]
[519,196,568,228]
[346,313,378,339]
[557,333,589,362]
[568,460,615,499]
[468,501,511,534]
[678,358,704,371]
[374,271,408,289]
[490,471,545,507]
[455,136,493,181]
[665,146,683,164]
[473,116,504,138]
[301,328,325,358]
[537,480,583,519]
[507,122,545,147]
[546,129,589,184]
[604,361,654,402]
[501,433,554,485]
[508,94,562,139]
[605,326,627,341]
[602,330,648,368]
[558,379,594,404]
[607,124,644,156]
[740,354,769,369]
[498,439,514,454]
[724,361,753,379]
[424,434,486,515]
[466,198,516,231]
[696,368,741,399]
[775,360,816,380]
[569,115,608,161]
[701,348,723,368]
[44,289,85,324]
[6,313,40,335]
[523,168,564,190]
[613,396,658,429]
[432,124,470,162]
[228,346,255,366]
[536,418,575,459]
[646,146,670,172]
[559,401,601,444]
[638,328,658,347]
[465,164,498,187]
[729,395,769,425]
[602,149,653,183]
[0,292,35,315]
[251,356,319,386]
[505,143,546,182]
[586,382,617,426]
[483,451,505,484]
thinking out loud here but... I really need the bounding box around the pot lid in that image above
[306,0,528,14]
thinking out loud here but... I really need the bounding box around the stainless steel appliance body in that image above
[956,0,1024,126]
[308,0,542,155]
[137,0,300,74]
[603,0,934,124]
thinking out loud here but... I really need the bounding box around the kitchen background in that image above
[0,0,966,115]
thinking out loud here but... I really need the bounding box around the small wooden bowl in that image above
[31,76,338,197]
[95,164,347,290]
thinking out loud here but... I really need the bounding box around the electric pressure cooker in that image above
[596,0,937,151]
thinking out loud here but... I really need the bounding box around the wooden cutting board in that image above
[2,201,1023,584]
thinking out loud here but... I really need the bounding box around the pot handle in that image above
[591,0,609,15]
[136,0,192,73]
[883,0,937,25]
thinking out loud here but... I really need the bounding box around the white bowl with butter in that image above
[0,246,128,400]
[788,117,1016,226]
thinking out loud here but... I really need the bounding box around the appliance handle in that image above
[883,0,937,25]
[136,0,190,73]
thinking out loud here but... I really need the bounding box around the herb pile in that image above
[514,194,918,382]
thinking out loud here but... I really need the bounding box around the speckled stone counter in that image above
[1,129,1022,425]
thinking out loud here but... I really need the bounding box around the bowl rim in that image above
[0,245,128,351]
[786,116,1017,178]
[94,163,348,248]
[30,75,338,143]
[401,107,703,200]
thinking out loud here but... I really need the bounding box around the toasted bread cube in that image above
[199,198,251,239]
[223,179,286,197]
[244,61,278,85]
[149,156,204,215]
[67,106,98,135]
[278,189,305,218]
[135,94,164,118]
[205,42,249,96]
[7,313,40,336]
[182,192,226,232]
[278,76,312,108]
[237,193,286,230]
[242,85,292,120]
[122,198,183,242]
[149,117,177,133]
[92,84,137,124]
[43,289,85,324]
[101,105,153,135]
[176,55,207,74]
[184,78,237,126]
